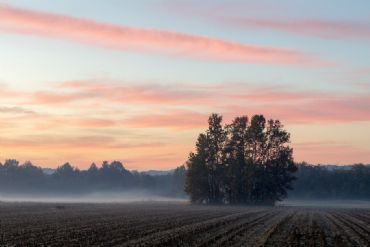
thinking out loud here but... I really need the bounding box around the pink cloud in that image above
[164,1,370,40]
[122,91,370,129]
[75,118,117,128]
[53,81,336,107]
[0,88,25,98]
[123,110,209,130]
[223,18,370,40]
[354,68,370,77]
[231,88,326,102]
[293,142,370,165]
[0,135,164,150]
[1,80,369,168]
[124,154,185,170]
[40,117,120,130]
[1,80,369,130]
[224,90,370,124]
[0,4,319,65]
[58,80,212,105]
[30,91,83,105]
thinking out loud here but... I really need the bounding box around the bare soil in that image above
[0,202,369,246]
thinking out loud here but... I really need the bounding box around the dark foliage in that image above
[185,114,297,205]
[289,162,370,199]
[0,160,186,197]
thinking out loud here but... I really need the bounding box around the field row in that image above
[0,202,369,246]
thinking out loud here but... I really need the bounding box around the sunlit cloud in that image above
[30,91,85,105]
[1,80,369,126]
[0,134,186,169]
[58,80,212,105]
[1,2,369,170]
[76,118,117,128]
[227,94,370,124]
[0,80,368,168]
[0,135,168,154]
[57,81,370,125]
[123,109,209,130]
[0,4,321,65]
[164,1,370,40]
[293,142,370,164]
[0,106,35,114]
[215,18,370,40]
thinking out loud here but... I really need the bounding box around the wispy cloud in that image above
[0,134,183,169]
[293,142,370,164]
[2,80,369,126]
[56,81,370,125]
[0,106,35,114]
[30,91,85,105]
[0,4,320,65]
[58,80,212,105]
[0,79,368,167]
[75,118,117,128]
[0,135,166,150]
[219,18,370,40]
[227,94,370,124]
[123,109,209,130]
[164,1,370,40]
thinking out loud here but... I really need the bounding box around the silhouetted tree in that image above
[18,161,45,189]
[185,133,210,203]
[242,117,295,204]
[206,114,226,203]
[290,163,370,199]
[0,157,369,200]
[186,114,297,205]
[171,165,186,197]
[223,116,249,204]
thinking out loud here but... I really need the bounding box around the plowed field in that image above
[0,202,369,246]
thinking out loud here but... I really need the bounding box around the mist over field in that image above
[0,191,188,203]
[0,160,187,202]
[1,0,370,246]
[2,195,370,210]
[1,159,369,205]
[278,199,370,209]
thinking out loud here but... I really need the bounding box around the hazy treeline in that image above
[185,114,297,205]
[1,158,369,201]
[289,163,370,200]
[0,159,186,197]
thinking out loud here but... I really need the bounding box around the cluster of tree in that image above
[0,159,186,197]
[289,163,370,199]
[185,114,297,205]
[2,123,368,203]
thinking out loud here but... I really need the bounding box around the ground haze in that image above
[0,201,369,246]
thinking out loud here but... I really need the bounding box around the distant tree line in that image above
[1,116,368,203]
[185,114,297,205]
[0,159,186,197]
[289,162,370,200]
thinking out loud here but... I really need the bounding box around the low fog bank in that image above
[2,160,370,204]
[287,163,370,201]
[0,160,187,202]
[0,191,188,203]
[277,199,370,209]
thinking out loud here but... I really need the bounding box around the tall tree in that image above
[223,116,249,204]
[206,113,226,203]
[185,133,210,203]
[171,165,186,197]
[255,119,296,204]
[185,114,297,205]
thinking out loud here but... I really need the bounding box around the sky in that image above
[0,0,369,170]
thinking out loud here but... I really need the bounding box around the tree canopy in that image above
[0,160,186,197]
[289,162,370,199]
[185,114,297,205]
